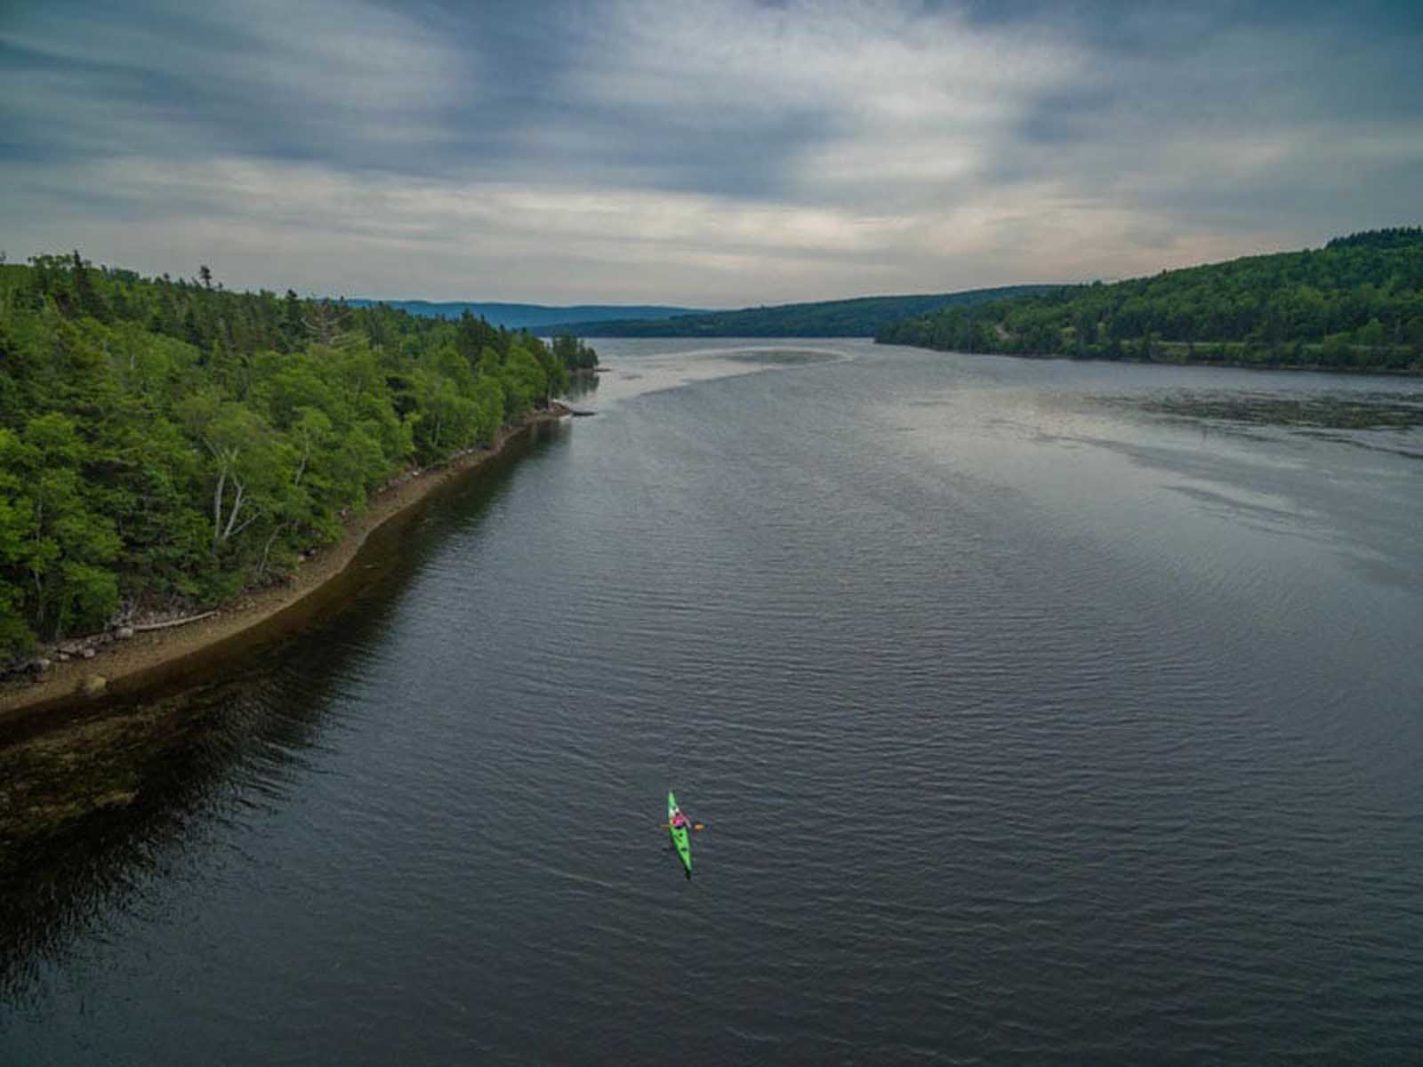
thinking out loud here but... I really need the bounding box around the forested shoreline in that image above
[5,229,1418,666]
[0,255,597,663]
[544,286,1054,337]
[877,229,1423,371]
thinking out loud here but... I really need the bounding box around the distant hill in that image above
[345,300,708,330]
[877,227,1423,372]
[543,287,1055,337]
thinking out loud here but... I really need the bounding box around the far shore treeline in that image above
[3,228,1419,661]
[878,229,1423,371]
[544,286,1053,338]
[0,254,596,660]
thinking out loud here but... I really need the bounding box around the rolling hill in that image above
[542,286,1055,337]
[345,300,707,330]
[877,228,1423,372]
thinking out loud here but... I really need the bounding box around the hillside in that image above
[544,286,1054,337]
[0,255,596,660]
[877,228,1423,371]
[346,300,706,330]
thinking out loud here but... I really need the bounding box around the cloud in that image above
[545,0,1087,205]
[0,152,1272,304]
[2,154,928,301]
[0,0,466,164]
[1,0,1420,303]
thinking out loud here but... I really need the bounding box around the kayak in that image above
[668,791,692,874]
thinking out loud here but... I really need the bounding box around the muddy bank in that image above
[0,407,568,732]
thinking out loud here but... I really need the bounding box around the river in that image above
[3,340,1421,1063]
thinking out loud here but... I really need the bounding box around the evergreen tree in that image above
[0,255,596,659]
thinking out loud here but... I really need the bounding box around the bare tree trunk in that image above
[133,611,218,633]
[222,481,246,541]
[212,468,227,555]
[294,437,310,486]
[257,524,286,580]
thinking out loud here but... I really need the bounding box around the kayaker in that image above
[670,809,690,830]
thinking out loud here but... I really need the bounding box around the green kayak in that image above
[668,791,692,874]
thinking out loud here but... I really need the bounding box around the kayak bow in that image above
[668,791,692,874]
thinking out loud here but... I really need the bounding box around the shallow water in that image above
[3,341,1421,1063]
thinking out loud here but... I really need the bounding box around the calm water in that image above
[3,341,1422,1063]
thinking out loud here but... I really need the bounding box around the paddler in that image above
[670,808,690,830]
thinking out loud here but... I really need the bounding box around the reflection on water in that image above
[560,370,600,404]
[1126,389,1423,431]
[722,348,844,366]
[1097,389,1423,461]
[0,675,321,998]
[2,344,1420,1063]
[586,339,854,408]
[0,428,550,1004]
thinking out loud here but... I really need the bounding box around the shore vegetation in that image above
[0,254,596,661]
[877,228,1423,371]
[544,286,1054,338]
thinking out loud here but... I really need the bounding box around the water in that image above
[3,341,1421,1063]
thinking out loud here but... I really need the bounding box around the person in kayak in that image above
[670,809,690,830]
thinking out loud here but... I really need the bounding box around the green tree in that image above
[0,253,598,660]
[0,417,122,640]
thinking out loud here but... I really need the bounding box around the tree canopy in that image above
[544,287,1054,338]
[877,229,1423,371]
[0,255,596,658]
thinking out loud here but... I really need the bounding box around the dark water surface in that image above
[3,342,1422,1063]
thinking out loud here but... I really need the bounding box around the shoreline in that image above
[876,341,1423,376]
[0,406,569,730]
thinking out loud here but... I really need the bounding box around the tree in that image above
[67,250,109,322]
[304,299,348,346]
[177,391,288,558]
[0,417,122,640]
[0,252,600,659]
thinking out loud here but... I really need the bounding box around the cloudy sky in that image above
[2,1,1420,305]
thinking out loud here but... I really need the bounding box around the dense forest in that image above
[877,229,1423,371]
[544,286,1053,337]
[0,254,597,661]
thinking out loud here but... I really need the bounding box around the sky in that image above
[2,0,1420,306]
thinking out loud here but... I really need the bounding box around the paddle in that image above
[660,822,707,831]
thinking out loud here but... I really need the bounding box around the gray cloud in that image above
[1,0,1419,303]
